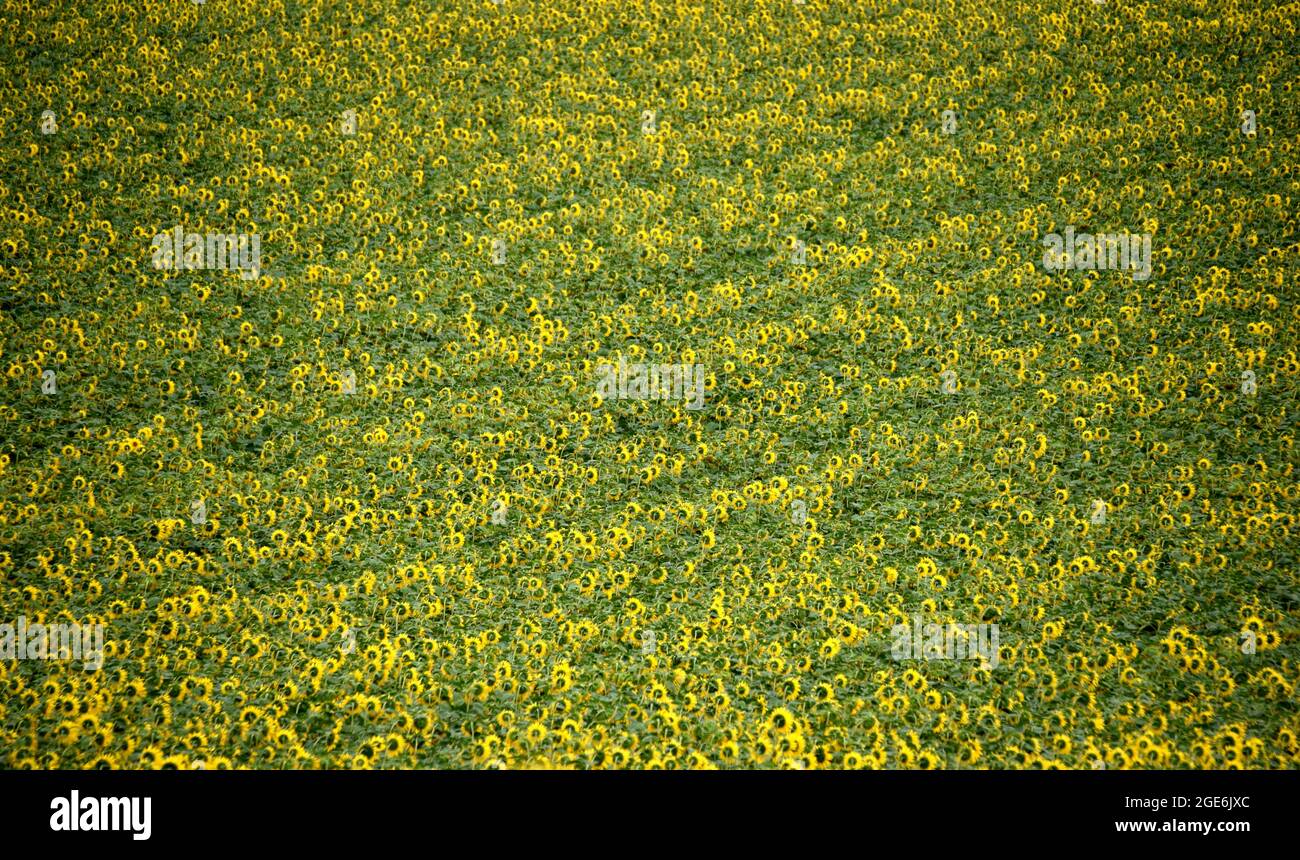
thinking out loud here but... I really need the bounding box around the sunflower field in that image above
[0,0,1297,770]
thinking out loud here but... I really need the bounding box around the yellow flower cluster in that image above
[0,0,1296,768]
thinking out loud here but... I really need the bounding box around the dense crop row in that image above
[0,0,1296,768]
